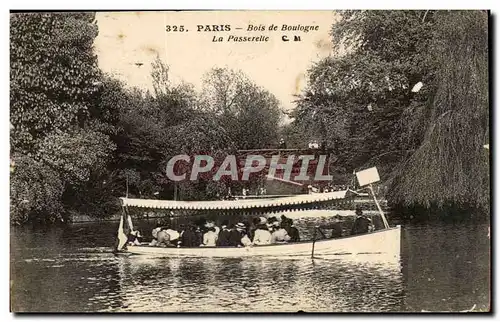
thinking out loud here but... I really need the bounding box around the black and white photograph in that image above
[9,9,491,313]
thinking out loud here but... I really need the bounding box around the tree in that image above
[10,12,116,224]
[10,12,101,151]
[10,152,64,224]
[201,67,283,149]
[110,59,235,202]
[292,10,489,213]
[291,11,437,177]
[389,11,489,210]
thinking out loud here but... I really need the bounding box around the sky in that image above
[94,11,337,111]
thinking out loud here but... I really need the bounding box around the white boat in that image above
[126,226,401,263]
[115,167,400,264]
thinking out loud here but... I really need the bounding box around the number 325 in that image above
[166,25,186,32]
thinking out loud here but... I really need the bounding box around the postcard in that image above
[10,10,490,313]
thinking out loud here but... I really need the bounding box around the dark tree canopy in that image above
[10,12,101,151]
[390,11,489,210]
[10,12,115,224]
[287,10,489,212]
[201,67,283,150]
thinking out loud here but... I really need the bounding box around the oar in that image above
[311,226,318,259]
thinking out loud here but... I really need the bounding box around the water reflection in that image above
[10,221,489,312]
[401,223,490,312]
[95,256,403,312]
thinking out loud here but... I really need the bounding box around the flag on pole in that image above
[115,208,132,252]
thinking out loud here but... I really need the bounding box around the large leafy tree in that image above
[10,12,115,224]
[201,67,283,150]
[290,10,489,212]
[112,59,234,202]
[291,11,436,176]
[390,11,489,210]
[10,12,101,150]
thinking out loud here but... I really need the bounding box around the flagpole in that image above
[368,184,389,229]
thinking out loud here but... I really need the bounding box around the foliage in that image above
[14,11,489,224]
[38,129,114,184]
[62,170,123,219]
[106,63,285,202]
[201,67,283,149]
[10,12,100,151]
[389,11,489,210]
[10,12,116,224]
[289,10,437,177]
[10,15,285,224]
[289,10,489,212]
[10,153,64,225]
[109,60,237,202]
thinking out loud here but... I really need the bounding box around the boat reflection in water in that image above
[11,219,489,312]
[102,255,404,312]
[102,167,405,312]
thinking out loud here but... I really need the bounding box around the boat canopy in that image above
[120,190,353,210]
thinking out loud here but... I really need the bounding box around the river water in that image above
[10,218,490,312]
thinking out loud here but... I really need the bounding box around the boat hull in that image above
[127,226,401,263]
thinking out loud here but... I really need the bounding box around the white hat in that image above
[259,217,267,224]
[236,223,245,229]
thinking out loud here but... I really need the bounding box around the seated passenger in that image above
[127,229,142,246]
[231,222,251,247]
[217,220,231,246]
[195,217,207,229]
[213,222,221,235]
[179,224,186,235]
[194,226,204,246]
[228,224,242,247]
[351,208,372,235]
[268,216,279,226]
[273,220,282,233]
[270,223,291,244]
[282,218,300,242]
[180,224,199,247]
[155,223,181,247]
[150,221,165,246]
[165,227,181,246]
[253,224,272,245]
[202,227,218,247]
[248,217,261,242]
[240,232,252,247]
[156,229,176,247]
[205,220,220,235]
[330,222,343,238]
